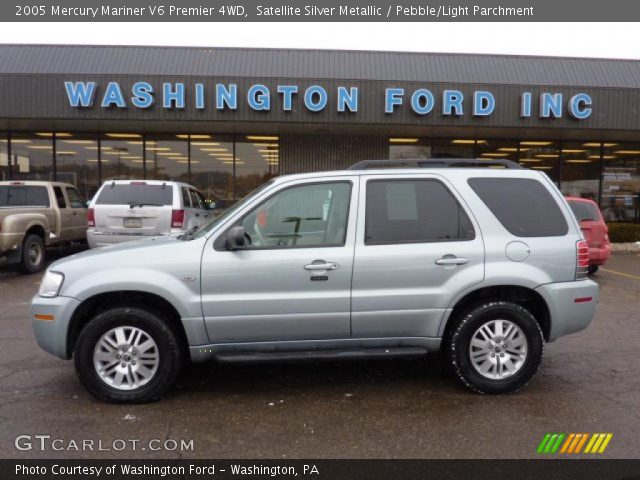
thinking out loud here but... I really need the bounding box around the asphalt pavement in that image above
[0,248,639,459]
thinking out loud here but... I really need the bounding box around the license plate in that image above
[123,218,142,228]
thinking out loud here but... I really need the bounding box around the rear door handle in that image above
[435,255,469,266]
[304,261,339,271]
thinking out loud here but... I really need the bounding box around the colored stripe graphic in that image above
[538,433,613,454]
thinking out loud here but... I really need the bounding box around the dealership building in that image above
[1,44,639,222]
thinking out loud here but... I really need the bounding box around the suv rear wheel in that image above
[448,301,543,394]
[74,306,184,403]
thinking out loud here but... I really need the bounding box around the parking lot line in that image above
[600,267,640,281]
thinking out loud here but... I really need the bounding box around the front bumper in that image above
[31,294,81,360]
[535,279,599,341]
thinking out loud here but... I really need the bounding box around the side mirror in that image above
[226,226,247,250]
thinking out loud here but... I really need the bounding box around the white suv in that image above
[87,180,210,248]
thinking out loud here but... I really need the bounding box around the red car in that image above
[566,196,611,274]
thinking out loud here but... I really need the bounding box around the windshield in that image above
[189,180,276,240]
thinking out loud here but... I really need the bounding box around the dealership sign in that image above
[64,81,593,119]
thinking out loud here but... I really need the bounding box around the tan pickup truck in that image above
[0,181,87,272]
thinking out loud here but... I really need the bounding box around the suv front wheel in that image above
[449,301,544,394]
[74,307,184,403]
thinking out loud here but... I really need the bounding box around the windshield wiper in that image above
[129,203,163,209]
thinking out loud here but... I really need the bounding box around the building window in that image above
[518,141,560,183]
[55,132,101,201]
[235,135,279,199]
[432,138,476,158]
[189,134,234,204]
[601,142,640,223]
[100,133,144,180]
[0,133,7,181]
[10,132,54,181]
[476,139,518,162]
[145,134,189,183]
[560,142,601,201]
[389,137,431,159]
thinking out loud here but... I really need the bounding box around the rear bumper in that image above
[87,229,180,248]
[535,280,599,341]
[31,294,81,360]
[589,244,611,266]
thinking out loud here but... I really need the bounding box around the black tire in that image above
[448,301,544,394]
[20,234,45,273]
[74,306,184,404]
[588,265,599,275]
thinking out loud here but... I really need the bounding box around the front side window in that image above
[66,187,85,208]
[365,179,475,245]
[240,182,352,249]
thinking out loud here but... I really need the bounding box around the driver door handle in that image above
[304,261,339,271]
[435,255,469,266]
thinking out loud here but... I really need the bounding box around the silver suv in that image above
[31,159,598,403]
[87,180,210,248]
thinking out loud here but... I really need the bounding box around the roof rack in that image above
[347,158,524,170]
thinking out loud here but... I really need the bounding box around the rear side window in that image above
[53,186,66,208]
[181,187,191,207]
[0,186,50,207]
[568,201,600,222]
[468,178,568,237]
[95,184,173,206]
[365,179,475,245]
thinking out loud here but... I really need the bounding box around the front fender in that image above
[61,268,202,320]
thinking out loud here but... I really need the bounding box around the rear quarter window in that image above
[95,184,173,206]
[468,177,568,237]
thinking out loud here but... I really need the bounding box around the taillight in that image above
[171,210,184,228]
[576,240,589,280]
[87,208,95,227]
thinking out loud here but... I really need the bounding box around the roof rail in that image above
[347,158,524,170]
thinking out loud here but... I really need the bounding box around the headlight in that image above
[39,271,64,298]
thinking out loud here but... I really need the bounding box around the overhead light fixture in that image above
[63,140,95,144]
[87,159,100,163]
[191,142,220,146]
[36,132,72,137]
[480,153,509,158]
[389,138,420,143]
[583,142,618,148]
[532,166,553,170]
[246,136,279,141]
[121,156,142,160]
[27,145,53,150]
[146,147,171,151]
[126,141,145,145]
[565,159,593,164]
[55,151,77,155]
[535,154,560,158]
[4,139,31,143]
[200,148,228,152]
[498,147,525,152]
[519,158,542,163]
[105,133,142,139]
[520,141,553,146]
[223,161,245,165]
[614,150,640,155]
[252,143,279,147]
[451,139,479,144]
[157,152,183,156]
[562,149,587,153]
[177,134,212,139]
